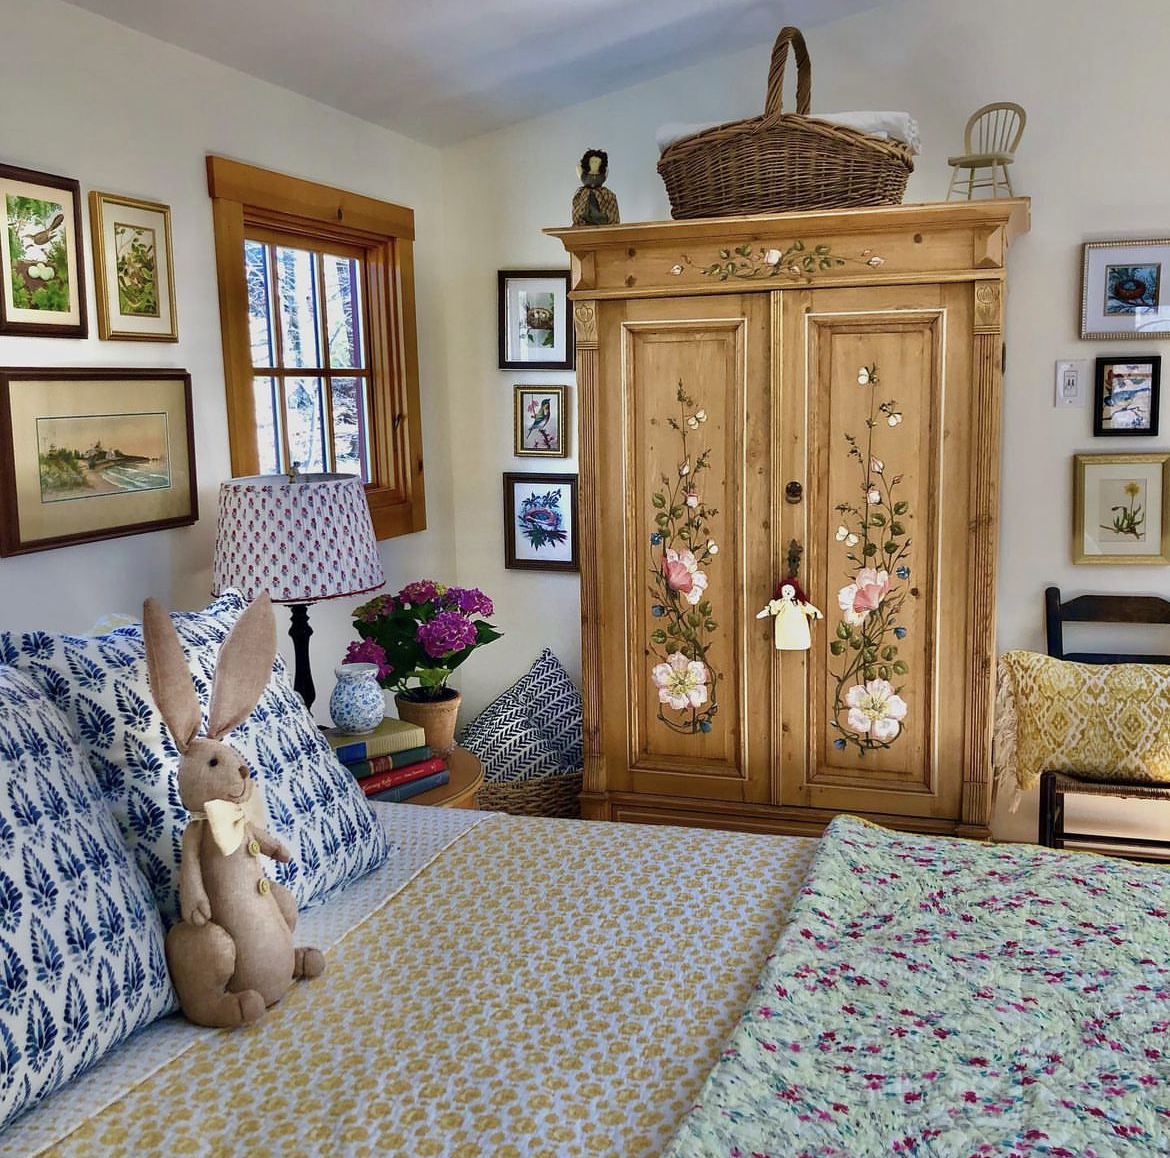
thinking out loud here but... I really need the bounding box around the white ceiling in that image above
[65,0,891,146]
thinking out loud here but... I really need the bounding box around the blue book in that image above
[369,768,450,803]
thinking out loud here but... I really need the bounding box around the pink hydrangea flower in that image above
[343,637,393,681]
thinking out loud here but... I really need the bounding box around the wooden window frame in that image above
[206,155,425,540]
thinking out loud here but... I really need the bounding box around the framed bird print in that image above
[498,269,574,370]
[89,191,178,341]
[0,163,87,338]
[514,385,568,457]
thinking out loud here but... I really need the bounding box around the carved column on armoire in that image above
[572,299,606,802]
[958,278,1005,837]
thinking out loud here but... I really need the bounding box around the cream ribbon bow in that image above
[194,790,267,857]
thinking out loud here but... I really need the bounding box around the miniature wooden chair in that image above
[1038,585,1170,858]
[946,102,1026,199]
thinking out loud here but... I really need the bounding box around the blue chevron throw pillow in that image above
[460,648,583,783]
[0,666,174,1130]
[0,591,392,928]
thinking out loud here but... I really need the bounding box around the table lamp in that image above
[211,473,385,710]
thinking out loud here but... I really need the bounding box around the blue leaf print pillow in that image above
[0,666,172,1131]
[0,591,392,928]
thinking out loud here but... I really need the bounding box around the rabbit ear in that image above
[206,592,277,740]
[142,599,202,753]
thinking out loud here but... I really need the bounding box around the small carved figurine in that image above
[572,148,620,226]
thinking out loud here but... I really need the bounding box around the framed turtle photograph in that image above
[497,269,574,370]
[1081,238,1170,340]
[89,191,178,341]
[0,163,87,338]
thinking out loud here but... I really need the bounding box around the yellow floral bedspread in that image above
[21,813,814,1158]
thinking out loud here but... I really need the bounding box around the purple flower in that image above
[343,637,393,681]
[444,585,494,617]
[397,579,440,606]
[417,610,477,658]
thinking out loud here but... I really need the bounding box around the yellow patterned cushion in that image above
[1001,649,1170,789]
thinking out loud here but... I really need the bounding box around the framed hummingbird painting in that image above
[514,385,568,457]
[0,163,87,338]
[498,269,574,369]
[503,472,579,572]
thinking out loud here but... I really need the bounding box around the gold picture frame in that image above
[89,191,178,341]
[0,367,197,556]
[513,384,567,457]
[1073,452,1170,564]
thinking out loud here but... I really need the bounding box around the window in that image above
[207,156,425,539]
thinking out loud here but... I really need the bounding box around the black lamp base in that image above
[288,602,316,710]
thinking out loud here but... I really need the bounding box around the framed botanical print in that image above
[1093,356,1160,435]
[0,163,87,337]
[1073,452,1170,564]
[513,384,568,457]
[497,269,574,369]
[1081,239,1170,340]
[503,472,579,571]
[89,191,178,341]
[0,367,197,556]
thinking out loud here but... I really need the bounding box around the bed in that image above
[2,595,1168,1156]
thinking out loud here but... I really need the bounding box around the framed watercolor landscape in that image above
[89,191,178,341]
[497,269,574,370]
[1081,238,1170,340]
[502,471,579,571]
[0,164,87,338]
[0,368,197,556]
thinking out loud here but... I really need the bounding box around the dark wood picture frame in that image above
[0,163,88,338]
[0,367,197,556]
[497,269,574,370]
[503,471,579,571]
[1093,355,1161,436]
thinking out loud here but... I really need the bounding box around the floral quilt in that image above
[663,816,1170,1158]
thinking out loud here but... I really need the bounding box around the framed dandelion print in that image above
[513,385,567,457]
[1081,239,1170,340]
[1093,356,1160,435]
[89,191,178,341]
[503,471,578,571]
[0,163,87,338]
[498,269,573,369]
[1073,452,1170,564]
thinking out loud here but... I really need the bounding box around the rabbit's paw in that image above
[295,946,325,980]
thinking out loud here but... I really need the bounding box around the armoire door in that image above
[775,281,978,823]
[593,292,775,807]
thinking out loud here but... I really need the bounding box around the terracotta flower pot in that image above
[394,691,461,757]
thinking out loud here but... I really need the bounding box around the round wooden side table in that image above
[408,746,483,809]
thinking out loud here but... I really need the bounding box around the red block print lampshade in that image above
[212,474,385,604]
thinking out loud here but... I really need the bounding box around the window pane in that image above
[275,247,322,369]
[251,376,282,474]
[246,240,275,368]
[323,255,364,370]
[331,376,370,481]
[284,377,327,473]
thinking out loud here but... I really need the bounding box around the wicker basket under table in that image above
[657,25,914,219]
[478,772,583,819]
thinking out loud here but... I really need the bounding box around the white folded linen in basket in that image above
[656,111,920,154]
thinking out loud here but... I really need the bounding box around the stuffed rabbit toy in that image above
[143,592,324,1028]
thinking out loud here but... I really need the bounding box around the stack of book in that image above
[321,717,450,802]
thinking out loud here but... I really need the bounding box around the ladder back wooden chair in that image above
[1038,585,1170,857]
[946,102,1026,199]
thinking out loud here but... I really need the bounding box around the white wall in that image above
[442,0,1170,840]
[0,0,456,712]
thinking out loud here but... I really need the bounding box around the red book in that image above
[359,754,448,796]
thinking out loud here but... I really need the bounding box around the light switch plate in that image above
[1055,359,1088,407]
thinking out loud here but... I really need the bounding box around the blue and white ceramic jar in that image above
[328,663,385,734]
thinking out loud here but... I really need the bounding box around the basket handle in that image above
[762,25,811,125]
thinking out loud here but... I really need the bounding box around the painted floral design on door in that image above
[648,383,720,734]
[829,364,913,755]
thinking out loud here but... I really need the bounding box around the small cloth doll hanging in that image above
[756,579,823,651]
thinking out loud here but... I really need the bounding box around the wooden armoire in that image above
[549,199,1029,839]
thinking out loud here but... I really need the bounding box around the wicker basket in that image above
[478,772,583,819]
[657,26,914,219]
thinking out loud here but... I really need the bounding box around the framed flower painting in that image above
[502,471,578,571]
[1073,452,1170,564]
